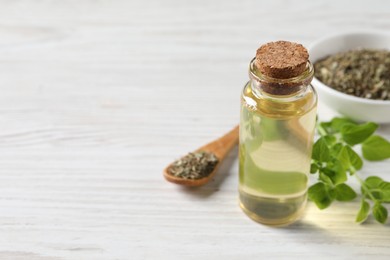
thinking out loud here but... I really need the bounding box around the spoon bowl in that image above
[163,125,239,187]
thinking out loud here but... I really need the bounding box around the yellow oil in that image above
[239,82,317,226]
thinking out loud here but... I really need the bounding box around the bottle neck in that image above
[249,58,314,98]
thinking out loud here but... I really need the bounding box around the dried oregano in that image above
[168,151,219,180]
[314,49,390,100]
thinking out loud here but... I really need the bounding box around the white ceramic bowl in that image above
[310,31,390,123]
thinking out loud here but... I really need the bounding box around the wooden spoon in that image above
[163,125,239,187]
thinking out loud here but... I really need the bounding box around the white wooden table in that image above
[0,0,389,259]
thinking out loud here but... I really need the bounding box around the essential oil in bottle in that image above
[239,41,317,226]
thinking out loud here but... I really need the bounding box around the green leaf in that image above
[308,182,335,209]
[323,135,337,146]
[331,117,357,132]
[362,135,390,161]
[319,172,333,185]
[312,137,331,163]
[356,199,370,223]
[310,163,319,174]
[330,143,343,157]
[317,118,357,135]
[334,183,357,201]
[363,176,385,201]
[372,202,388,224]
[345,146,363,172]
[336,145,363,174]
[318,122,332,136]
[336,146,350,171]
[341,122,378,146]
[322,160,347,185]
[365,176,384,188]
[379,182,390,203]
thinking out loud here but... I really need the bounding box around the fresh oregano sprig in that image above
[309,117,390,224]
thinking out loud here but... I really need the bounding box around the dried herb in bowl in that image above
[314,49,390,100]
[167,151,219,180]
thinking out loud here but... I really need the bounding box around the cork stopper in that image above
[255,41,309,79]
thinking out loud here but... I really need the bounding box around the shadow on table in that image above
[273,202,390,248]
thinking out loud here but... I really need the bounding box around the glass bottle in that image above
[239,43,317,226]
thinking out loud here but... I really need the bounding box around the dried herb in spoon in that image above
[314,49,390,100]
[168,151,219,180]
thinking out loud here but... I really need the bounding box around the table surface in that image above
[1,0,390,259]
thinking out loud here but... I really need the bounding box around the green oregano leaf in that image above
[318,122,333,136]
[336,146,350,171]
[362,176,384,201]
[345,146,363,172]
[341,122,378,146]
[336,145,363,174]
[321,160,347,185]
[334,183,357,201]
[312,137,331,163]
[356,200,370,223]
[362,135,390,161]
[319,172,333,186]
[372,202,388,224]
[310,163,319,174]
[378,182,390,203]
[330,143,343,157]
[365,176,384,188]
[308,182,334,209]
[331,117,357,132]
[323,135,337,146]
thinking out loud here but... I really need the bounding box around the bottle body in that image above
[239,60,317,226]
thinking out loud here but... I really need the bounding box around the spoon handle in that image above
[198,125,239,159]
